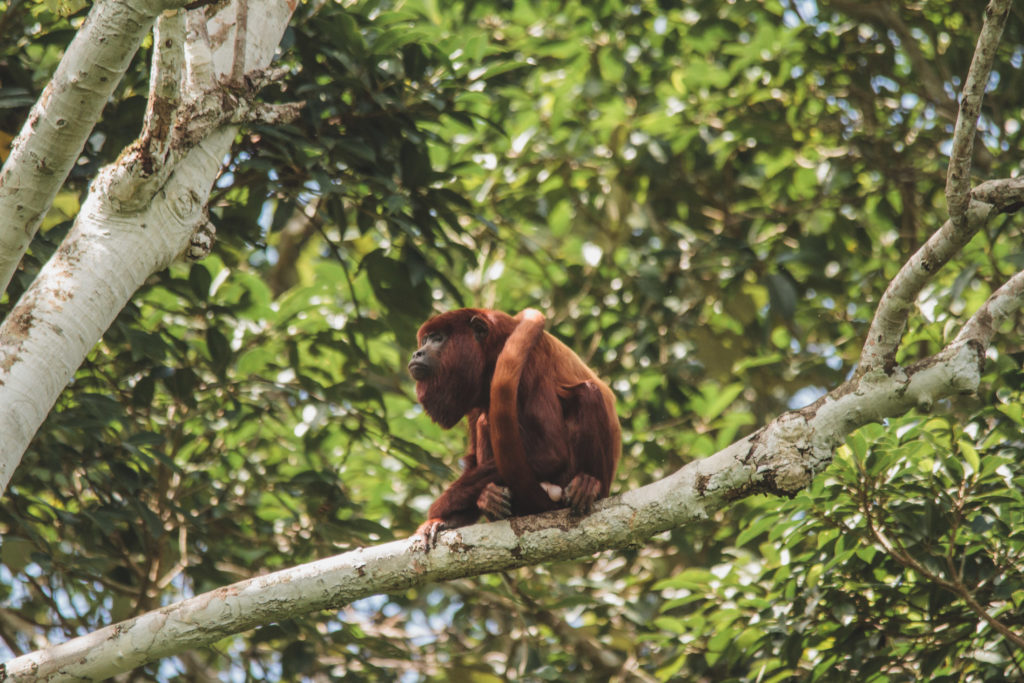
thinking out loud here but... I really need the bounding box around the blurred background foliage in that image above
[1,0,1023,680]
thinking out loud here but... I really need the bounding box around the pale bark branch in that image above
[0,0,191,297]
[956,269,1024,347]
[105,9,189,212]
[0,329,991,681]
[971,176,1024,214]
[945,0,1012,226]
[859,173,1024,373]
[142,10,186,152]
[860,0,1016,374]
[185,8,215,96]
[107,8,301,214]
[859,201,992,373]
[0,0,298,494]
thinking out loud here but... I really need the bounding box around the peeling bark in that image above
[0,0,193,295]
[0,0,298,493]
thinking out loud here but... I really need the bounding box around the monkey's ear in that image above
[469,315,489,342]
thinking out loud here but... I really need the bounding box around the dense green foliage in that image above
[1,0,1023,679]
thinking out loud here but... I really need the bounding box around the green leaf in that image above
[958,439,980,476]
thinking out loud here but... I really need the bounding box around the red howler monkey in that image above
[407,308,621,547]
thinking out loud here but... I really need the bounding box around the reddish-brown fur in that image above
[408,308,621,545]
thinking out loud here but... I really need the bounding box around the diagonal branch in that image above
[859,172,1024,373]
[0,321,994,680]
[945,0,1012,226]
[955,269,1024,347]
[858,200,993,374]
[971,177,1024,214]
[859,0,1014,374]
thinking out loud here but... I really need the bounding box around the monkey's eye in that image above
[425,332,446,345]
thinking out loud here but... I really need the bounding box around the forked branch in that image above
[858,201,992,374]
[859,0,1014,374]
[105,4,302,214]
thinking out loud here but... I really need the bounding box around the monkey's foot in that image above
[413,518,448,551]
[478,483,512,521]
[564,473,601,515]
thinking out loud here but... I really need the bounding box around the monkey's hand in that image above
[477,483,512,521]
[413,518,448,551]
[564,473,601,515]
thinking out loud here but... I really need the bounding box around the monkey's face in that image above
[408,330,446,381]
[409,317,487,429]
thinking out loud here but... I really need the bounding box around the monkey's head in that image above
[409,309,514,429]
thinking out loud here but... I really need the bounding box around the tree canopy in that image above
[1,0,1023,680]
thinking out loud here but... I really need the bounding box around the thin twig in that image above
[231,0,249,82]
[863,497,1024,650]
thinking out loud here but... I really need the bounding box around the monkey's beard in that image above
[416,355,485,430]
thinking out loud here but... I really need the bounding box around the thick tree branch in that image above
[0,326,993,680]
[0,0,192,297]
[945,0,1011,226]
[0,0,298,494]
